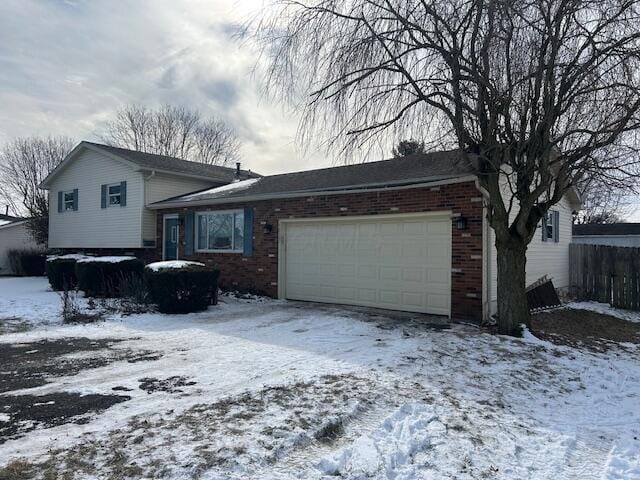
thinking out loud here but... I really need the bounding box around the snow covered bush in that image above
[76,257,144,297]
[7,249,46,276]
[46,255,83,290]
[144,261,219,314]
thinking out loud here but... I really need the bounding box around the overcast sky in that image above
[0,0,330,175]
[1,0,638,219]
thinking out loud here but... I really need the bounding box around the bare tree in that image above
[254,0,640,335]
[0,136,74,244]
[392,139,426,157]
[575,180,631,224]
[101,104,240,166]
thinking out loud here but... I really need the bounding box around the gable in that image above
[40,143,138,189]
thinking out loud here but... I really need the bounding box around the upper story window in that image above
[196,210,244,252]
[58,189,78,213]
[101,181,127,208]
[107,183,121,207]
[542,210,559,242]
[63,190,75,211]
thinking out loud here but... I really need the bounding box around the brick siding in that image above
[154,180,484,320]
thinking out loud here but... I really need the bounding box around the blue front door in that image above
[164,217,179,260]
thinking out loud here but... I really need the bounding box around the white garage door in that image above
[283,214,452,316]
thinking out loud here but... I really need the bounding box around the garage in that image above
[281,213,452,316]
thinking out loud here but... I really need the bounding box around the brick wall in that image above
[154,180,484,320]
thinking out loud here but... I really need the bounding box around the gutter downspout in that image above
[142,170,156,248]
[475,178,492,323]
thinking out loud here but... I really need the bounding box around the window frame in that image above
[63,190,75,212]
[195,209,245,253]
[543,210,559,242]
[106,182,122,208]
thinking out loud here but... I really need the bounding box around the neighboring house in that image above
[149,150,581,322]
[0,215,41,275]
[40,141,258,258]
[573,223,640,247]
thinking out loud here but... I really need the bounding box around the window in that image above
[542,210,559,242]
[107,183,121,207]
[196,210,244,252]
[63,190,75,211]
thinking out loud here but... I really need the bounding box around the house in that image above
[39,141,258,259]
[148,150,581,321]
[0,214,41,275]
[573,223,640,247]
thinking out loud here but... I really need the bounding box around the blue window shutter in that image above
[120,181,127,207]
[184,211,194,256]
[101,184,107,209]
[554,211,560,242]
[541,215,547,242]
[57,191,63,213]
[73,189,79,211]
[243,207,253,256]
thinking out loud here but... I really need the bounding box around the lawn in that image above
[0,277,639,479]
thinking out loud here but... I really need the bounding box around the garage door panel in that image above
[402,267,424,282]
[403,292,425,307]
[357,265,378,279]
[284,215,451,315]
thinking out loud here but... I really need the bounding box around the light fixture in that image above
[263,223,273,234]
[456,216,468,230]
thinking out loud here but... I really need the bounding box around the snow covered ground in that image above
[0,277,639,479]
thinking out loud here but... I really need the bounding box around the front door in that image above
[164,217,179,260]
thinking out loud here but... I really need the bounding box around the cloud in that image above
[0,0,326,175]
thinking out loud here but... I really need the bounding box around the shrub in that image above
[7,249,46,276]
[75,257,144,297]
[46,255,83,290]
[144,263,219,314]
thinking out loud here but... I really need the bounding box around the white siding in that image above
[0,222,40,274]
[488,194,575,315]
[141,173,216,243]
[48,149,145,249]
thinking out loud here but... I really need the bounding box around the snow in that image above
[0,220,12,227]
[0,276,639,479]
[145,260,205,271]
[180,177,260,200]
[567,300,640,323]
[46,254,88,262]
[317,403,439,479]
[0,277,65,327]
[76,256,137,264]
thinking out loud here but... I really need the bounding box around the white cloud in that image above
[0,0,328,175]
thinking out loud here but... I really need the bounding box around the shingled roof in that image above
[573,223,640,236]
[151,149,475,208]
[82,142,259,182]
[40,141,259,188]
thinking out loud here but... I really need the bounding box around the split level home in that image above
[42,141,581,321]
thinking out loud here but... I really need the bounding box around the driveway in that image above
[0,277,639,479]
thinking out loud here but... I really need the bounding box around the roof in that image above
[0,214,21,223]
[573,223,640,236]
[151,149,475,208]
[0,214,28,230]
[40,141,260,188]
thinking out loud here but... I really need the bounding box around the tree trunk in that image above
[495,240,530,336]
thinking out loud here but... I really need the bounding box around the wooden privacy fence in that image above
[570,243,640,310]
